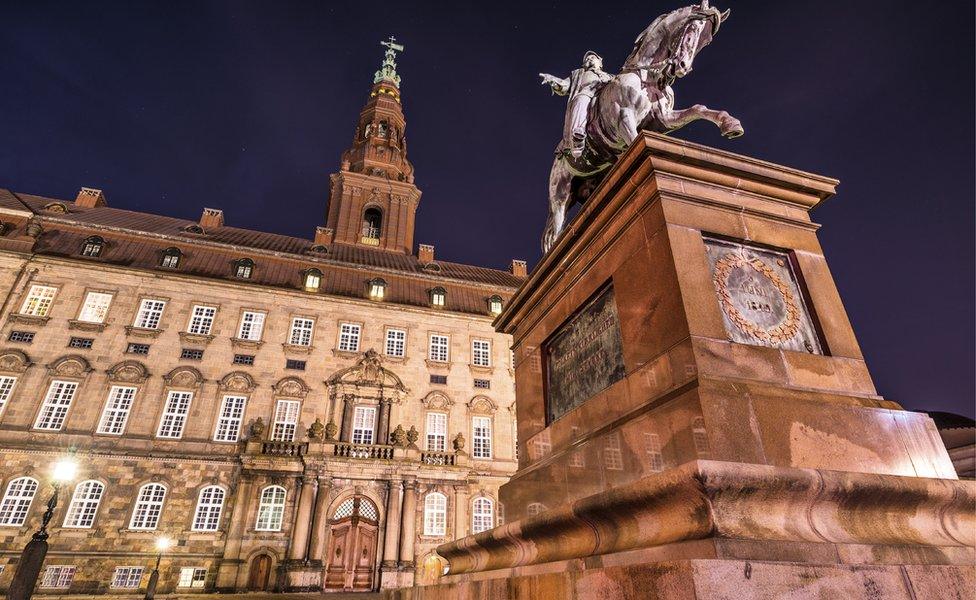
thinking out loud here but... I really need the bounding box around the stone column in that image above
[216,474,255,590]
[378,398,392,445]
[398,478,418,567]
[453,484,469,540]
[382,479,402,568]
[307,477,333,563]
[288,475,316,560]
[340,395,355,442]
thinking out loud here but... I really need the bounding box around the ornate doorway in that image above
[324,496,379,592]
[247,554,272,591]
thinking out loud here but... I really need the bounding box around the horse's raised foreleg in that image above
[542,158,574,253]
[661,104,744,138]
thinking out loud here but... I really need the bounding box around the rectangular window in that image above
[271,399,300,441]
[126,343,150,355]
[233,354,255,366]
[237,311,265,341]
[385,328,406,357]
[134,299,166,329]
[20,285,57,317]
[472,339,492,367]
[112,566,144,589]
[96,386,137,435]
[180,348,204,360]
[77,291,113,323]
[430,374,447,385]
[285,359,306,371]
[214,395,247,442]
[429,334,449,363]
[472,416,492,459]
[644,433,664,473]
[34,380,79,430]
[473,378,491,389]
[178,567,207,588]
[40,566,76,588]
[289,317,314,346]
[8,331,34,344]
[604,433,624,471]
[352,406,376,445]
[68,337,93,349]
[0,376,16,416]
[426,412,447,451]
[338,322,361,352]
[157,391,193,438]
[187,305,217,335]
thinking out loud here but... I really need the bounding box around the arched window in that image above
[81,236,104,257]
[368,278,387,301]
[488,295,504,316]
[429,287,446,308]
[303,268,322,292]
[0,476,39,526]
[255,485,286,531]
[63,480,104,528]
[471,497,494,534]
[160,247,182,269]
[129,483,167,530]
[361,208,382,244]
[526,502,547,517]
[192,485,225,531]
[234,258,254,279]
[423,492,447,536]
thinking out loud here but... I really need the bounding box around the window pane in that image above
[424,493,447,536]
[35,380,78,430]
[472,416,492,459]
[472,339,491,367]
[272,399,300,441]
[130,484,166,530]
[238,311,265,340]
[78,292,113,323]
[192,486,225,531]
[213,395,246,442]
[0,477,38,526]
[187,305,216,335]
[0,375,17,416]
[134,299,166,329]
[97,386,136,435]
[352,406,376,444]
[157,391,193,438]
[255,486,286,531]
[385,328,406,357]
[426,412,447,451]
[20,285,57,317]
[429,334,449,362]
[289,318,314,346]
[63,481,104,528]
[339,323,361,352]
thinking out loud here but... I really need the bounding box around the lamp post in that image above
[144,536,172,600]
[8,458,77,600]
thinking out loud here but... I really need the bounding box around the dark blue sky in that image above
[1,1,972,417]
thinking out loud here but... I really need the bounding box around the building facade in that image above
[0,42,523,595]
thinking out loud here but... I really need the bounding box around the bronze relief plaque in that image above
[544,284,626,424]
[704,237,823,354]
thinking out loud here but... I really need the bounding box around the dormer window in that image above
[361,208,382,246]
[429,287,446,308]
[368,278,387,301]
[234,258,254,279]
[303,269,322,292]
[181,224,205,235]
[488,295,504,316]
[81,236,104,257]
[160,247,182,269]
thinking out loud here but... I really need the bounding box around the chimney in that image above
[200,208,224,229]
[75,187,106,208]
[511,259,528,278]
[418,244,435,263]
[314,226,334,246]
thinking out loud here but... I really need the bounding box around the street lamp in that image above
[144,536,173,600]
[8,458,78,600]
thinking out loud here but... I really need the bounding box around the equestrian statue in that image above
[539,1,743,253]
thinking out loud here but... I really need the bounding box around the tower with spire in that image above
[323,37,421,254]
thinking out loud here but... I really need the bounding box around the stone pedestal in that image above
[388,133,975,599]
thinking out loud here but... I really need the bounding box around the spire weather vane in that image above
[374,35,405,86]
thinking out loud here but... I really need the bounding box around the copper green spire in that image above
[374,35,404,87]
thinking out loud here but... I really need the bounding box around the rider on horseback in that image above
[540,51,613,159]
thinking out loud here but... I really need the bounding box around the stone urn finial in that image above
[406,425,420,448]
[307,418,325,441]
[324,419,339,441]
[250,417,265,440]
[453,432,466,453]
[390,424,407,447]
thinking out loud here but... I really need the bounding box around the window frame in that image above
[191,485,226,532]
[472,338,492,368]
[423,492,447,537]
[129,483,167,531]
[77,290,114,324]
[34,380,79,431]
[81,236,104,257]
[471,496,494,534]
[178,567,208,588]
[351,405,376,445]
[213,395,247,442]
[338,322,362,353]
[111,566,144,589]
[40,565,76,589]
[0,476,39,527]
[156,390,193,439]
[255,485,287,531]
[20,284,58,317]
[428,334,450,363]
[133,298,167,330]
[187,304,218,336]
[95,385,137,436]
[288,317,315,347]
[384,327,406,358]
[234,258,254,279]
[237,310,266,341]
[425,411,448,452]
[472,415,493,459]
[160,247,182,269]
[271,399,300,442]
[303,268,322,291]
[0,375,18,417]
[62,480,105,529]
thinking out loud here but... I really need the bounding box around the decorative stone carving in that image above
[421,391,454,410]
[325,420,339,441]
[25,221,43,238]
[308,418,325,441]
[327,349,407,393]
[0,350,31,373]
[106,360,150,383]
[390,424,407,447]
[163,366,203,388]
[406,425,419,448]
[468,395,497,415]
[250,417,266,439]
[219,371,257,393]
[47,355,92,377]
[453,433,466,453]
[273,376,310,399]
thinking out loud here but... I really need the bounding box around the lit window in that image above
[192,485,225,531]
[187,305,217,335]
[352,406,376,445]
[272,399,300,441]
[0,476,38,526]
[604,432,623,471]
[234,258,254,279]
[129,483,167,530]
[112,566,144,589]
[133,299,166,329]
[77,291,113,324]
[255,485,286,531]
[157,391,193,438]
[423,492,447,536]
[429,334,449,363]
[35,380,79,430]
[178,568,207,588]
[472,497,494,534]
[96,386,136,435]
[368,278,386,300]
[488,295,503,316]
[237,311,265,341]
[429,287,446,308]
[40,566,76,589]
[426,412,447,452]
[63,480,104,529]
[303,269,322,291]
[385,328,406,357]
[472,339,491,367]
[288,317,314,346]
[160,247,182,268]
[338,322,361,352]
[20,285,58,317]
[361,208,382,244]
[0,375,17,416]
[472,416,492,459]
[213,395,247,442]
[81,236,104,257]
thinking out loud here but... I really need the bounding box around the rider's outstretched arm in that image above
[540,73,570,96]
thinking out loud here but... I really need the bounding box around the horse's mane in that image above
[623,6,692,71]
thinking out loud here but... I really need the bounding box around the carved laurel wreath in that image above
[713,252,801,344]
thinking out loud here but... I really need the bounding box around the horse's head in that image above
[625,1,730,81]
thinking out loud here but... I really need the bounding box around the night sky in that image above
[1,1,972,418]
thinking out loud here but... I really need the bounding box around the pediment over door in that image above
[327,349,407,402]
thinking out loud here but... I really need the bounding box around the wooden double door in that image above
[324,496,379,592]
